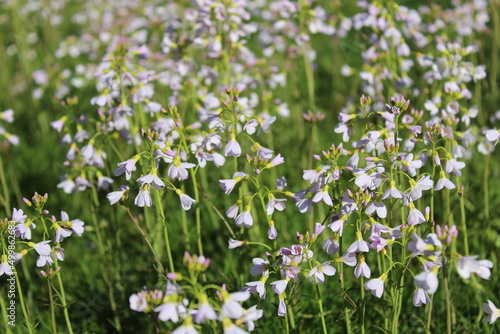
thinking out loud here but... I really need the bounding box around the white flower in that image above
[177,191,196,210]
[364,277,386,298]
[413,288,430,307]
[129,292,148,312]
[135,184,152,207]
[457,256,493,280]
[309,262,336,284]
[483,300,500,324]
[414,269,439,294]
[221,291,250,319]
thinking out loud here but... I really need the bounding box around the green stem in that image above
[14,271,34,334]
[190,169,203,255]
[153,190,175,273]
[89,189,122,331]
[0,290,13,334]
[443,267,452,334]
[360,276,365,334]
[308,123,315,170]
[48,280,57,334]
[302,46,316,109]
[180,185,190,252]
[54,261,74,334]
[484,154,490,221]
[126,208,165,273]
[0,152,11,216]
[286,296,296,330]
[426,295,434,333]
[315,283,329,334]
[491,0,499,99]
[457,177,469,255]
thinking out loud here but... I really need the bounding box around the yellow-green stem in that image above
[153,190,175,273]
[189,169,203,255]
[0,153,11,216]
[14,271,34,334]
[48,280,57,334]
[54,260,73,334]
[0,290,13,334]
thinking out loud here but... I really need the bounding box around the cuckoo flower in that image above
[483,300,500,324]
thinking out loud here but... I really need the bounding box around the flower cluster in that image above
[130,252,262,333]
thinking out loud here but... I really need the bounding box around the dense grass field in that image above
[1,0,500,333]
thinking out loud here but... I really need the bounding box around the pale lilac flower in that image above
[382,180,403,199]
[155,301,187,322]
[193,296,217,324]
[235,209,253,228]
[224,138,241,157]
[266,154,284,168]
[277,294,287,317]
[445,159,465,176]
[176,190,197,210]
[53,246,64,261]
[228,239,246,249]
[266,194,286,215]
[172,321,198,334]
[255,145,273,159]
[268,221,277,240]
[168,160,196,181]
[11,208,27,223]
[31,240,53,267]
[114,156,140,180]
[365,200,387,218]
[312,186,333,206]
[137,168,165,190]
[354,256,371,278]
[245,278,267,299]
[270,279,289,294]
[309,262,336,284]
[241,305,263,331]
[220,179,238,195]
[221,291,250,319]
[407,203,426,225]
[434,171,455,191]
[400,153,423,177]
[457,256,493,280]
[220,173,247,195]
[413,288,430,307]
[213,152,225,167]
[226,202,240,218]
[407,175,433,201]
[106,185,129,205]
[323,237,340,255]
[15,216,36,240]
[250,258,269,276]
[364,275,387,298]
[54,225,72,243]
[484,129,500,142]
[61,211,84,236]
[57,178,76,194]
[244,119,259,134]
[347,232,370,253]
[296,196,314,214]
[97,176,114,190]
[414,269,439,294]
[0,256,13,276]
[329,213,349,236]
[135,184,152,207]
[483,300,500,324]
[338,252,357,267]
[1,109,14,123]
[408,233,442,257]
